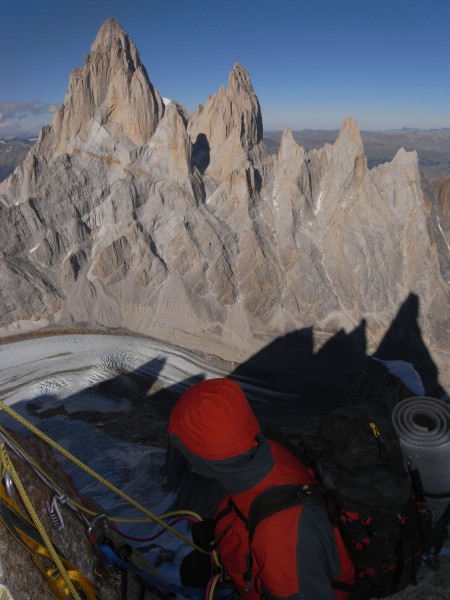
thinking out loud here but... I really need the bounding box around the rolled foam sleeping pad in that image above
[392,396,450,528]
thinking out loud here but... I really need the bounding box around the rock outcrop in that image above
[437,175,450,246]
[0,18,449,389]
[188,62,265,183]
[0,18,164,206]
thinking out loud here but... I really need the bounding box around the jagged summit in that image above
[188,61,264,180]
[228,62,251,86]
[228,62,263,144]
[335,117,363,146]
[89,17,144,78]
[49,17,164,153]
[91,17,128,51]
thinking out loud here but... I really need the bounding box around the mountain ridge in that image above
[0,18,448,390]
[264,128,450,181]
[2,127,449,184]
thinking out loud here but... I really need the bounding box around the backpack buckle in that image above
[296,484,312,497]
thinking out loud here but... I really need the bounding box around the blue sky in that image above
[0,0,449,137]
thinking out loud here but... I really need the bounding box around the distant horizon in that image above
[264,125,450,133]
[1,0,449,137]
[2,124,450,142]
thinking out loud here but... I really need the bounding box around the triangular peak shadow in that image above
[231,320,367,407]
[374,292,446,399]
[230,293,446,417]
[12,293,445,450]
[24,355,172,445]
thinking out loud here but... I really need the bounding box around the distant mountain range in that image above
[264,128,450,182]
[3,128,449,184]
[0,137,35,181]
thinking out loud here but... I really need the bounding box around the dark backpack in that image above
[247,406,447,600]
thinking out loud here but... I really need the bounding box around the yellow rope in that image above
[207,574,221,600]
[67,500,203,524]
[0,400,207,553]
[0,585,13,600]
[0,423,202,525]
[0,444,82,600]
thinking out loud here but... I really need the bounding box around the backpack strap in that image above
[247,483,324,543]
[330,579,359,598]
[241,482,324,592]
[408,460,450,554]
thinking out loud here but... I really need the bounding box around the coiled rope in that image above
[0,400,207,554]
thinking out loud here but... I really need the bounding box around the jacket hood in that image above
[168,378,261,461]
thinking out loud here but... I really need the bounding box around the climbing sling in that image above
[0,477,99,600]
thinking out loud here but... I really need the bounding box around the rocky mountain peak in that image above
[228,62,263,145]
[325,117,367,184]
[274,118,367,218]
[332,117,365,166]
[0,18,165,205]
[0,18,448,394]
[91,17,129,51]
[89,17,143,78]
[337,116,363,144]
[188,62,264,182]
[228,63,258,104]
[50,18,164,154]
[278,128,305,162]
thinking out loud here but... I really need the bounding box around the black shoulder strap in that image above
[243,433,356,597]
[241,482,325,594]
[244,429,326,543]
[247,483,324,543]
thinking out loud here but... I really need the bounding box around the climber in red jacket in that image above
[168,378,355,600]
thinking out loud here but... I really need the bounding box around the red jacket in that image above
[168,378,355,600]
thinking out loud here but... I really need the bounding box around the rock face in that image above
[52,18,164,153]
[437,175,450,246]
[188,62,265,183]
[0,19,449,387]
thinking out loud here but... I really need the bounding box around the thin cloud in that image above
[0,100,58,137]
[0,99,58,124]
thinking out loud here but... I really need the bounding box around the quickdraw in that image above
[0,469,98,600]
